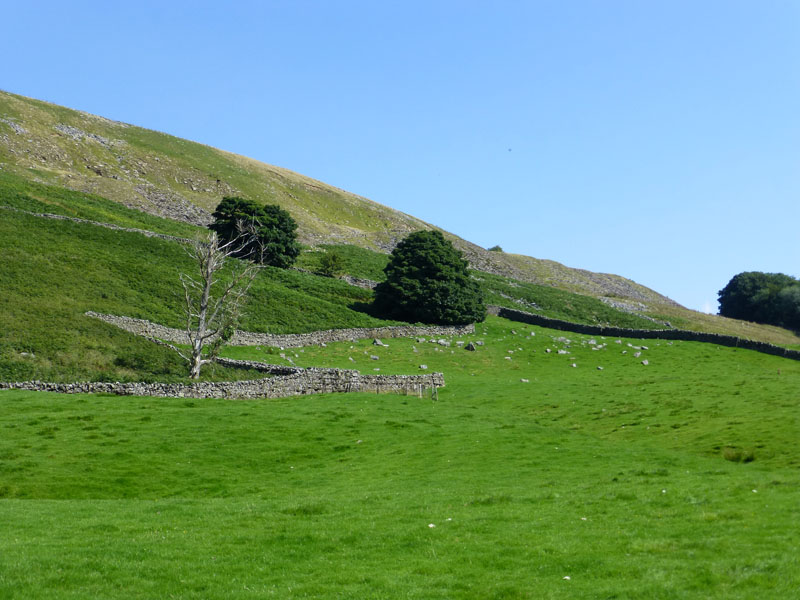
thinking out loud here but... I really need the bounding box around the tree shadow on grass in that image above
[349,300,378,317]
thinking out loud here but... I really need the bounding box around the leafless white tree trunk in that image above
[172,230,261,379]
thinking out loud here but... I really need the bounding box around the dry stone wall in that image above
[340,275,379,290]
[488,305,800,361]
[0,360,445,400]
[1,206,190,243]
[85,312,474,348]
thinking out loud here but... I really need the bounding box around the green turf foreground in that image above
[1,317,799,598]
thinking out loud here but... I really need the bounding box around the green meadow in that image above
[2,316,799,598]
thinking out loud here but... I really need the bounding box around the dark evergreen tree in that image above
[209,197,299,268]
[256,204,301,268]
[718,271,799,328]
[372,230,486,325]
[777,285,800,330]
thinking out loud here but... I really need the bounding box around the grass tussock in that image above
[722,447,756,463]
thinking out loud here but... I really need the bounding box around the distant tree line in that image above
[718,271,800,331]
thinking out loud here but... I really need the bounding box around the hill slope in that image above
[0,89,671,303]
[2,89,798,345]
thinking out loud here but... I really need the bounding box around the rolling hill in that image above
[1,88,798,346]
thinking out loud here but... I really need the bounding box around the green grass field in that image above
[2,316,799,598]
[3,92,800,598]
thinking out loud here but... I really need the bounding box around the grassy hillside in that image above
[0,172,406,382]
[0,90,430,248]
[1,167,796,386]
[0,168,721,386]
[2,315,798,598]
[4,89,799,343]
[0,203,669,382]
[295,242,800,345]
[0,90,679,304]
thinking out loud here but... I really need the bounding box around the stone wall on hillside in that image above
[0,206,190,242]
[340,275,379,290]
[488,305,800,361]
[0,361,445,400]
[85,311,474,348]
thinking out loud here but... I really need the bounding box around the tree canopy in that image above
[317,249,345,278]
[372,230,486,325]
[718,271,800,330]
[209,196,300,268]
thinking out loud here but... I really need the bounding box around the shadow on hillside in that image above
[349,300,381,319]
[348,300,414,326]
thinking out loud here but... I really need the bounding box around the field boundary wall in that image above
[0,359,445,400]
[487,305,800,361]
[85,312,474,348]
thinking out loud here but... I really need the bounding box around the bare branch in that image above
[169,229,263,379]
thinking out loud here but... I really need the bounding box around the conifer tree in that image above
[373,230,485,325]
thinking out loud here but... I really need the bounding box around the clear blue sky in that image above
[3,0,799,312]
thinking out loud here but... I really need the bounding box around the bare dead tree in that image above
[172,228,261,379]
